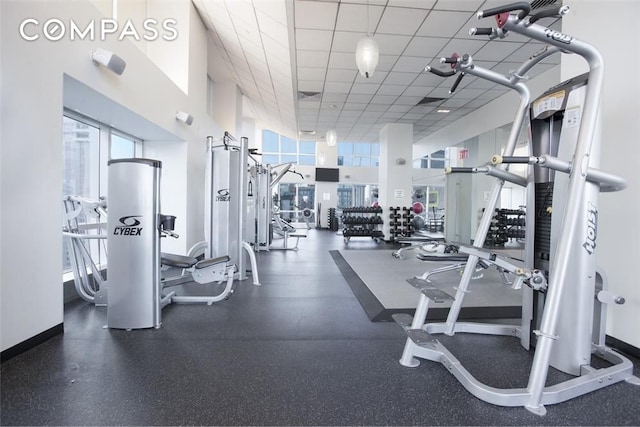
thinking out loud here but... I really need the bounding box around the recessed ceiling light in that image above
[437,109,451,113]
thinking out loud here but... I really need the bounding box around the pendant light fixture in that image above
[326,129,337,147]
[355,0,379,78]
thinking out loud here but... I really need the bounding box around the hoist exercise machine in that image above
[393,2,638,415]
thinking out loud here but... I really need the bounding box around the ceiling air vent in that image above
[530,0,558,10]
[298,91,322,101]
[299,130,316,137]
[416,96,445,106]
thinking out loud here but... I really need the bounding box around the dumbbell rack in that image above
[388,206,414,241]
[342,206,384,243]
[327,207,339,231]
[484,208,526,247]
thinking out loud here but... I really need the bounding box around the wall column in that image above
[379,123,413,240]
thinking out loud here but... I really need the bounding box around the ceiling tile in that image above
[324,81,353,92]
[375,55,400,72]
[354,70,388,84]
[297,67,327,81]
[350,83,380,95]
[433,0,482,12]
[295,29,333,51]
[383,72,417,85]
[294,0,338,30]
[395,95,425,105]
[297,50,330,68]
[325,68,358,83]
[473,41,523,62]
[392,56,431,73]
[371,94,399,104]
[387,104,413,113]
[298,80,325,92]
[376,84,406,95]
[328,51,357,69]
[386,0,436,9]
[437,38,487,59]
[417,10,472,37]
[403,37,449,58]
[365,104,390,112]
[335,3,384,33]
[253,0,287,24]
[346,93,374,103]
[372,34,412,55]
[377,7,429,36]
[332,31,365,53]
[322,92,349,102]
[256,10,289,43]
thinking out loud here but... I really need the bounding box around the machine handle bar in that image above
[470,27,494,36]
[492,155,530,164]
[529,5,568,24]
[445,167,474,173]
[424,66,456,78]
[450,73,465,94]
[441,56,459,64]
[478,2,530,20]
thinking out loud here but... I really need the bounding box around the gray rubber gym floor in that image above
[2,229,639,426]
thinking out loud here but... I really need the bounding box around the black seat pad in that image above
[195,255,230,269]
[161,253,198,268]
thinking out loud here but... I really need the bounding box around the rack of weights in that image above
[484,208,526,247]
[328,208,339,231]
[388,206,415,242]
[341,206,384,243]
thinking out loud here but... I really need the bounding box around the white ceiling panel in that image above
[297,67,327,81]
[473,40,523,62]
[324,81,353,93]
[384,72,418,85]
[350,83,380,95]
[375,55,400,72]
[297,50,331,68]
[328,51,357,69]
[373,34,412,55]
[417,10,473,37]
[195,0,562,142]
[335,3,384,33]
[294,1,338,30]
[392,56,432,73]
[371,94,400,104]
[296,29,334,51]
[437,38,487,58]
[332,31,366,53]
[326,68,358,82]
[403,36,449,58]
[376,7,429,35]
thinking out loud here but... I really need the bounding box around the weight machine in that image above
[394,2,638,415]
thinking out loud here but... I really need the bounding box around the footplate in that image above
[391,313,413,331]
[407,329,438,347]
[406,278,454,303]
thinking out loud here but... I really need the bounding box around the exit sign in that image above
[459,149,469,160]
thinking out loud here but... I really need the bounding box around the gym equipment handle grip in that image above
[450,73,465,94]
[441,56,459,64]
[492,155,530,165]
[478,2,530,20]
[470,27,493,36]
[425,66,456,78]
[529,5,569,24]
[445,167,474,174]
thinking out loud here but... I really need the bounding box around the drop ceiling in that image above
[193,0,561,144]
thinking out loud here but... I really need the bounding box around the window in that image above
[337,142,379,167]
[261,129,316,166]
[414,149,449,169]
[62,112,142,273]
[273,183,316,225]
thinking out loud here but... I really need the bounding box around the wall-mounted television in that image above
[315,167,339,182]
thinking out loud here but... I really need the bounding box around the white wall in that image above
[0,0,230,351]
[561,1,640,348]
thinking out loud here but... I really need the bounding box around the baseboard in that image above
[606,335,640,360]
[1,323,64,363]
